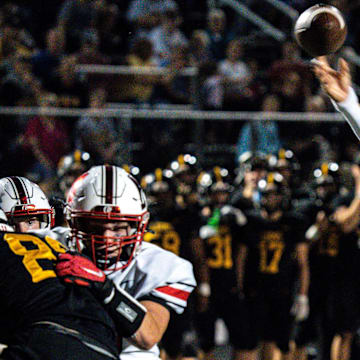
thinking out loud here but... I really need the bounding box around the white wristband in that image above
[198,282,211,297]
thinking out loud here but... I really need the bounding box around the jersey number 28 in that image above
[4,233,66,283]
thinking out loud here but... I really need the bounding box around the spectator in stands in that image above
[0,4,36,61]
[236,94,282,157]
[188,29,211,67]
[75,29,109,66]
[75,29,110,90]
[126,0,179,37]
[289,95,336,178]
[205,8,234,61]
[44,54,88,108]
[269,40,310,96]
[75,87,130,165]
[197,60,226,143]
[147,8,188,64]
[22,92,71,181]
[152,44,192,104]
[31,27,64,83]
[56,0,101,53]
[96,2,124,60]
[275,70,310,112]
[123,37,159,104]
[0,54,41,106]
[218,38,253,110]
[199,61,224,110]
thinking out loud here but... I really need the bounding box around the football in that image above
[293,4,347,57]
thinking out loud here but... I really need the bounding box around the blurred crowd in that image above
[2,0,360,188]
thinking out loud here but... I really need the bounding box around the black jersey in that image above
[241,210,307,294]
[144,207,198,261]
[202,223,239,291]
[0,231,117,354]
[311,193,360,277]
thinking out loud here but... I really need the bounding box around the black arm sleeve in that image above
[101,280,147,338]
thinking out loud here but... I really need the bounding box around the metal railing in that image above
[263,0,299,23]
[0,106,344,122]
[76,65,198,77]
[218,0,286,42]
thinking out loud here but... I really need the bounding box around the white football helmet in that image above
[67,165,150,271]
[0,176,54,229]
[0,209,14,232]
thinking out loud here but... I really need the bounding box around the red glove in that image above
[56,252,106,287]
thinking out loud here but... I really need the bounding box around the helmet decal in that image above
[6,176,30,205]
[105,165,115,204]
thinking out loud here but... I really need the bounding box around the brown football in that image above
[294,4,347,57]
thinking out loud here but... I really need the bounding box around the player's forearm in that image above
[331,87,360,140]
[130,300,170,350]
[235,244,247,292]
[296,243,310,296]
[190,237,210,284]
[298,263,310,296]
[334,199,360,233]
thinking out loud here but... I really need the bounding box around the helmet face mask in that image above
[72,217,147,270]
[259,173,289,213]
[314,177,337,201]
[312,162,340,202]
[260,186,284,213]
[67,165,149,272]
[10,210,53,231]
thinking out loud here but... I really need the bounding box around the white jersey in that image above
[37,227,196,360]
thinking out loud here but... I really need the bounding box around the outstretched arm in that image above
[313,56,360,140]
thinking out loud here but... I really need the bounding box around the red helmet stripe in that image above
[105,165,113,204]
[8,176,28,204]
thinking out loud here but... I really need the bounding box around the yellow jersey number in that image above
[207,226,233,269]
[258,231,285,274]
[4,233,67,283]
[144,222,181,256]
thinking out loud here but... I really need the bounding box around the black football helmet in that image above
[57,150,93,195]
[258,172,290,213]
[312,161,340,201]
[235,151,269,185]
[197,166,233,206]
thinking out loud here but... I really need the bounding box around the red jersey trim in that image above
[155,286,190,301]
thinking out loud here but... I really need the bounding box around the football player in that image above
[0,209,119,360]
[231,151,268,211]
[195,167,248,360]
[142,168,199,359]
[52,150,93,226]
[169,154,200,210]
[0,176,54,232]
[294,162,360,360]
[312,56,360,141]
[237,173,310,360]
[48,165,196,360]
[57,149,93,199]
